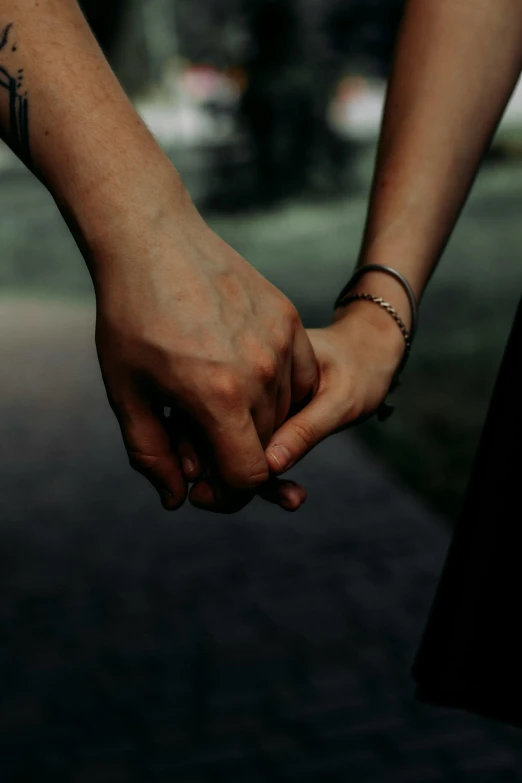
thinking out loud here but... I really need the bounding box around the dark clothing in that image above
[412,296,522,727]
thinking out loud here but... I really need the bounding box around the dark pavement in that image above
[2,299,522,782]
[2,153,521,520]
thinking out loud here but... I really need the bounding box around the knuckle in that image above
[243,467,271,488]
[128,451,160,476]
[273,328,292,360]
[282,300,299,327]
[138,328,170,359]
[254,351,279,385]
[210,369,242,406]
[245,469,271,488]
[226,460,270,489]
[291,417,318,448]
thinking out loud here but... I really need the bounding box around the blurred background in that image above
[2,1,522,780]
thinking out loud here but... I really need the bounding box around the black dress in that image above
[411,296,522,727]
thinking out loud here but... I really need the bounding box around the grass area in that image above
[1,147,521,522]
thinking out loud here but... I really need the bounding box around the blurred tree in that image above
[79,0,181,96]
[175,0,245,67]
[238,0,310,202]
[77,0,406,92]
[324,0,405,76]
[234,0,354,205]
[79,0,127,61]
[141,0,180,84]
[76,0,406,206]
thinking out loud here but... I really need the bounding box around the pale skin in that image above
[2,0,520,514]
[264,0,522,480]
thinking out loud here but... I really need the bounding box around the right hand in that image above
[264,300,407,477]
[90,189,318,511]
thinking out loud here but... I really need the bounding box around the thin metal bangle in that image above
[334,264,419,342]
[337,292,412,360]
[334,265,419,423]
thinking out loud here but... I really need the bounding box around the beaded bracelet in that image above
[334,264,419,422]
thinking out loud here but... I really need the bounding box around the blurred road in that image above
[2,130,522,780]
[3,298,522,781]
[1,147,521,516]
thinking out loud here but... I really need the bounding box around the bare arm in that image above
[0,1,190,244]
[0,1,316,513]
[351,0,522,325]
[266,0,522,475]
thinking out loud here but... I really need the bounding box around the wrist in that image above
[37,81,193,260]
[333,298,407,369]
[54,145,196,284]
[347,267,415,333]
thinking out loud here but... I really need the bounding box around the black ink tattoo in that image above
[0,23,31,165]
[0,23,12,51]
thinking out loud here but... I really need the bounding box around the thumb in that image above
[265,390,342,475]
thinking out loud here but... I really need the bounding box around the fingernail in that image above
[286,488,301,507]
[279,488,301,511]
[268,445,291,473]
[182,456,196,477]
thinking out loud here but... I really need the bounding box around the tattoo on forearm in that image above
[0,23,13,50]
[0,22,31,165]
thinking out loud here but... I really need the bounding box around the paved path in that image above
[1,158,521,520]
[2,298,522,782]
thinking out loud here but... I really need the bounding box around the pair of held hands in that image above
[93,195,405,514]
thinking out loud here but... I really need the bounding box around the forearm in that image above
[0,1,190,268]
[349,0,522,327]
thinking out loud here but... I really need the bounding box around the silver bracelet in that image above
[334,264,419,422]
[335,264,418,340]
